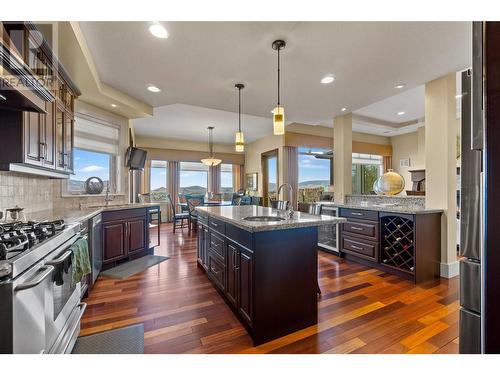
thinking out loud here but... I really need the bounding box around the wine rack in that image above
[380,214,415,274]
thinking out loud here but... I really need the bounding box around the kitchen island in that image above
[195,205,346,345]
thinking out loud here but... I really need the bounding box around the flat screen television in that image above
[125,147,147,170]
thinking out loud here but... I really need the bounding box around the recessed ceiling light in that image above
[110,103,117,108]
[149,24,169,39]
[341,107,347,112]
[397,111,406,116]
[321,75,335,84]
[395,83,406,89]
[147,85,161,93]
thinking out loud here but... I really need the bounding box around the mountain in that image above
[298,180,330,188]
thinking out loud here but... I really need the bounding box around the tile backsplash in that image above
[0,172,54,215]
[0,172,128,218]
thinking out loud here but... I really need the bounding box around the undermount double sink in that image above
[243,216,286,222]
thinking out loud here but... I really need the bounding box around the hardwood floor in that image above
[80,223,459,354]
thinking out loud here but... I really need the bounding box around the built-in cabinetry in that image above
[0,22,80,177]
[339,207,441,283]
[101,206,160,267]
[196,210,318,345]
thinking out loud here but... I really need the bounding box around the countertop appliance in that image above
[0,219,86,354]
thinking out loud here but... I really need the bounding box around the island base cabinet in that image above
[198,218,317,346]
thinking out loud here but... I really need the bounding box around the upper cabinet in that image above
[0,22,80,178]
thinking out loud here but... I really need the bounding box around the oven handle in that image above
[14,265,54,292]
[62,302,87,354]
[46,250,72,266]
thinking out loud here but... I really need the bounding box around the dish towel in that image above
[70,237,91,284]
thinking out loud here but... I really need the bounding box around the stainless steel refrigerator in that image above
[460,21,500,354]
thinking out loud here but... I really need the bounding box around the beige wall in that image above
[391,127,425,193]
[244,135,285,196]
[135,136,238,154]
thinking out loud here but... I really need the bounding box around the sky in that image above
[298,153,331,182]
[72,149,111,182]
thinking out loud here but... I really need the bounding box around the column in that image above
[425,73,458,278]
[333,113,353,203]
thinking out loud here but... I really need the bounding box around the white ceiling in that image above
[133,104,273,143]
[79,21,471,140]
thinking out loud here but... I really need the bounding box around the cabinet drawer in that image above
[208,254,226,291]
[209,217,226,233]
[209,232,226,260]
[342,235,378,261]
[343,220,379,240]
[198,211,208,225]
[339,208,379,221]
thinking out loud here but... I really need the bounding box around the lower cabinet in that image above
[238,247,253,327]
[102,207,157,265]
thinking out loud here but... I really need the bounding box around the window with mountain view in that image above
[221,164,233,196]
[180,162,208,195]
[298,147,332,202]
[69,148,112,193]
[352,153,383,194]
[150,160,168,201]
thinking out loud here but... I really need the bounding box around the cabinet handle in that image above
[351,212,363,216]
[39,142,46,160]
[211,222,218,227]
[350,226,364,231]
[350,245,363,251]
[233,249,238,268]
[210,266,220,275]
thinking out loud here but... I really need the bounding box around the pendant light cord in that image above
[277,47,281,107]
[238,87,242,132]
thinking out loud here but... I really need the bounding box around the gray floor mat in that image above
[72,324,144,354]
[100,255,168,279]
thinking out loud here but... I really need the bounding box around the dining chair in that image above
[178,194,189,213]
[167,194,189,233]
[231,193,242,205]
[187,197,204,232]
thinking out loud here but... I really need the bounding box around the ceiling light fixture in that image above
[110,104,117,108]
[272,39,286,135]
[341,107,347,112]
[395,83,406,89]
[149,23,169,39]
[397,111,406,116]
[201,126,222,167]
[234,83,245,153]
[321,75,335,84]
[147,85,161,93]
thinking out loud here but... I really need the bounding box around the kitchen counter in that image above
[316,201,443,215]
[196,205,346,233]
[27,203,160,224]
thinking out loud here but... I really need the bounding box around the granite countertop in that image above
[27,203,161,224]
[196,205,346,233]
[316,201,443,215]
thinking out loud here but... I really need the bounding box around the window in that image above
[220,164,233,194]
[180,162,208,195]
[267,154,278,200]
[351,153,383,194]
[298,147,332,203]
[150,160,168,202]
[67,115,120,195]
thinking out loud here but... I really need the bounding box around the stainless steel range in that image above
[0,219,87,354]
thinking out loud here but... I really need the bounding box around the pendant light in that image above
[272,39,286,135]
[235,83,245,152]
[201,126,222,167]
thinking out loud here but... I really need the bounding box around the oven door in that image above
[44,234,85,354]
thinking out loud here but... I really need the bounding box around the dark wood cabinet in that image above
[128,217,147,255]
[102,221,127,262]
[238,247,253,327]
[339,208,441,283]
[197,212,315,345]
[0,22,80,177]
[101,207,159,267]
